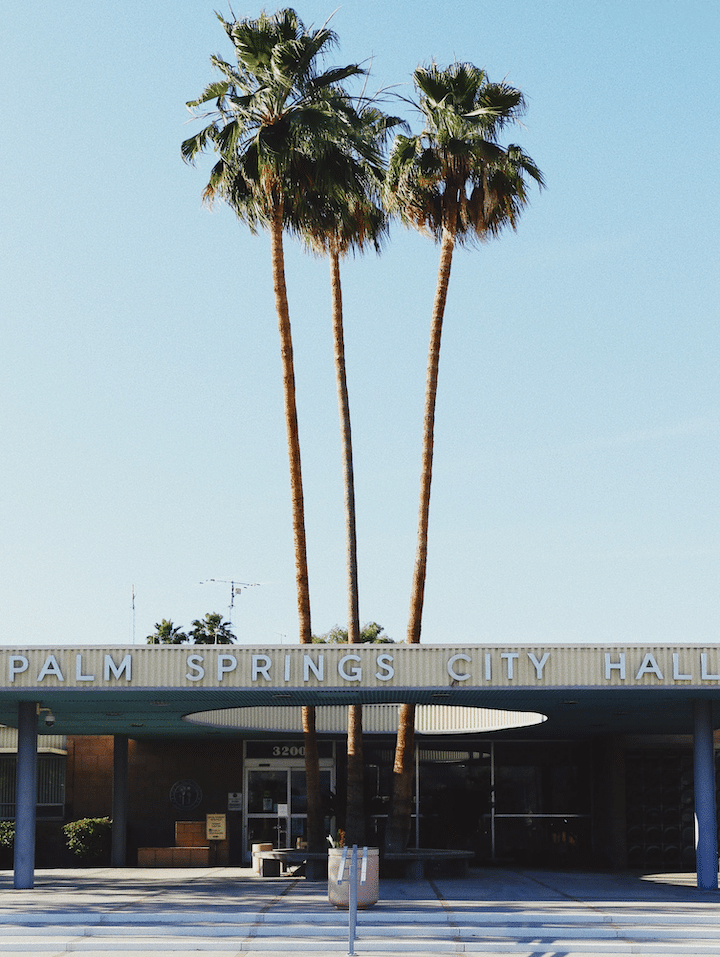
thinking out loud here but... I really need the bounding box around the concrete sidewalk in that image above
[0,863,714,908]
[0,866,718,955]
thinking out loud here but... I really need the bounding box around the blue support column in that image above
[693,699,718,890]
[111,735,128,866]
[14,701,38,889]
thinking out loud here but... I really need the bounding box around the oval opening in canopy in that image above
[184,703,547,734]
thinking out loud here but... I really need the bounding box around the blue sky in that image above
[2,0,718,647]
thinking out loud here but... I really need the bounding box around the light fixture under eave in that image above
[37,705,55,728]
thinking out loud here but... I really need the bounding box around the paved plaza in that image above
[0,865,718,955]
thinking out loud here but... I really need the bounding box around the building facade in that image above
[2,723,717,871]
[0,643,718,884]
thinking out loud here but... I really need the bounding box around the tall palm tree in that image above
[182,8,366,851]
[300,104,398,846]
[383,61,544,853]
[312,621,393,843]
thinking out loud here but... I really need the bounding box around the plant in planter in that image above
[327,844,379,909]
[327,829,346,848]
[62,817,112,864]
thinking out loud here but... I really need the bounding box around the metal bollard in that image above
[335,844,368,956]
[348,844,358,954]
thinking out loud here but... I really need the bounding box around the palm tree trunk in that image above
[330,245,365,846]
[269,204,322,850]
[330,247,361,646]
[301,703,322,851]
[385,226,455,855]
[346,703,365,845]
[384,702,416,853]
[407,225,454,645]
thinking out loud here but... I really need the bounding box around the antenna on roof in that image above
[199,578,262,629]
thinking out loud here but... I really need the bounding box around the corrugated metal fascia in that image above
[5,644,720,690]
[0,724,67,753]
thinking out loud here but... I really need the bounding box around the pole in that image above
[347,844,358,956]
[693,700,718,890]
[14,701,38,889]
[490,742,496,862]
[111,735,128,866]
[415,743,420,849]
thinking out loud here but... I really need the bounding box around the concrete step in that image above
[2,939,720,955]
[1,924,719,956]
[2,907,719,927]
[0,915,720,932]
[1,902,717,956]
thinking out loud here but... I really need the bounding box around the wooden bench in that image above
[384,848,474,879]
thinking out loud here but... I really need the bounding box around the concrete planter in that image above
[251,843,272,875]
[327,846,379,909]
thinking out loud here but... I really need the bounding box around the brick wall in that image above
[65,736,114,820]
[66,736,245,863]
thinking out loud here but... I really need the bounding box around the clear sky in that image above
[2,0,718,648]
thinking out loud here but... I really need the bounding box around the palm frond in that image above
[385,60,543,245]
[307,63,366,91]
[186,79,231,109]
[184,7,398,258]
[181,123,218,165]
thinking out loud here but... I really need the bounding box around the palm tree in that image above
[299,104,398,846]
[312,622,393,644]
[383,61,544,853]
[313,620,394,843]
[146,620,188,645]
[188,612,237,645]
[182,8,366,851]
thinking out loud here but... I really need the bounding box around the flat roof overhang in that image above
[0,643,719,739]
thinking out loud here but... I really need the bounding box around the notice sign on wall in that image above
[206,814,227,841]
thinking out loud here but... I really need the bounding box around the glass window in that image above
[247,770,286,814]
[0,755,66,820]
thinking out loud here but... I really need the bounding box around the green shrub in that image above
[0,822,14,849]
[62,817,112,863]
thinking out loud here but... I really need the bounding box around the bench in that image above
[138,821,228,867]
[138,846,210,867]
[256,847,473,880]
[383,848,474,879]
[255,848,328,880]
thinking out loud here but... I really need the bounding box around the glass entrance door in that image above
[243,751,334,862]
[247,769,289,849]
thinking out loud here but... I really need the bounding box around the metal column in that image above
[414,744,420,849]
[14,701,38,889]
[111,735,128,866]
[693,700,718,890]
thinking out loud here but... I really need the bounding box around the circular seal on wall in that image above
[169,779,203,811]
